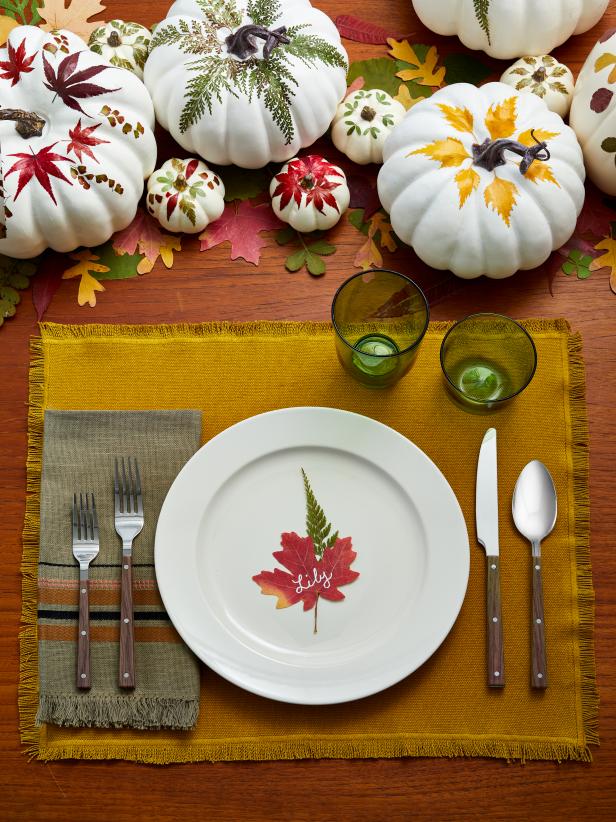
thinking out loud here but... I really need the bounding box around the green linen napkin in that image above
[36,410,202,729]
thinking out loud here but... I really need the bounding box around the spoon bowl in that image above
[512,460,557,546]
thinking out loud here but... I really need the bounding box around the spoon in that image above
[512,460,557,689]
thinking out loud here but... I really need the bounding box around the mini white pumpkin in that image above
[411,0,609,60]
[270,155,349,232]
[0,26,156,259]
[570,29,616,195]
[144,0,348,169]
[500,56,574,117]
[146,158,225,233]
[331,89,406,165]
[88,20,152,80]
[377,82,585,279]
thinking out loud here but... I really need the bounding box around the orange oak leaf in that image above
[61,249,108,306]
[455,167,480,207]
[438,104,474,134]
[590,233,616,293]
[389,39,446,87]
[409,137,470,168]
[524,162,560,187]
[517,128,559,147]
[485,97,518,140]
[484,177,518,226]
[199,200,282,265]
[353,211,396,268]
[372,211,397,252]
[595,52,616,83]
[39,0,107,42]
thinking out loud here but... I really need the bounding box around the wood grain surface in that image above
[1,2,616,820]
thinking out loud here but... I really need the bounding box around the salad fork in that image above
[114,457,143,688]
[72,492,99,690]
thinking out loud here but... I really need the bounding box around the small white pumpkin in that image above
[570,29,616,195]
[410,0,609,60]
[270,155,349,232]
[331,89,406,165]
[0,25,156,259]
[378,82,585,279]
[500,56,574,117]
[144,0,348,169]
[88,20,152,80]
[146,158,225,233]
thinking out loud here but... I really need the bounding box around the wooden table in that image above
[1,2,615,819]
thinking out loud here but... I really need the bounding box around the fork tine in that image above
[114,457,121,514]
[134,459,143,514]
[91,493,99,540]
[79,492,85,541]
[127,457,134,514]
[121,457,128,513]
[85,492,91,540]
[72,493,78,542]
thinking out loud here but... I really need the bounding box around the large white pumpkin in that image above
[378,83,586,279]
[144,0,348,169]
[569,29,616,195]
[411,0,609,60]
[0,26,156,259]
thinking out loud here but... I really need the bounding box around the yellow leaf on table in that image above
[484,177,518,226]
[394,84,426,111]
[485,97,518,140]
[595,52,616,84]
[136,234,182,274]
[0,15,19,45]
[354,235,383,269]
[590,235,616,293]
[455,167,480,207]
[409,137,470,168]
[371,212,397,253]
[38,0,107,42]
[438,104,474,135]
[524,162,560,187]
[62,250,109,307]
[517,128,559,147]
[388,39,446,87]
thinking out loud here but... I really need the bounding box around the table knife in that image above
[476,428,505,688]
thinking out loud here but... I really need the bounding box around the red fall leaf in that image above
[6,142,72,204]
[199,199,282,265]
[42,50,119,116]
[253,532,360,612]
[112,208,167,263]
[31,250,70,320]
[348,172,382,219]
[272,156,344,214]
[66,118,109,164]
[0,38,37,86]
[334,14,406,45]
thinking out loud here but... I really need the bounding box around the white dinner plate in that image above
[155,407,469,704]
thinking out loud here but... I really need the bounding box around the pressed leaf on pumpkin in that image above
[437,104,474,135]
[485,96,518,139]
[409,137,470,168]
[455,167,480,207]
[484,177,518,226]
[595,52,616,84]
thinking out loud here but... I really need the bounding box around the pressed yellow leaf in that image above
[388,39,446,87]
[39,0,107,41]
[354,235,382,269]
[455,167,480,207]
[0,16,19,46]
[136,257,154,275]
[517,128,559,147]
[484,177,518,226]
[159,235,182,268]
[438,104,474,134]
[410,137,471,168]
[371,212,397,253]
[394,84,426,110]
[595,52,616,83]
[590,235,616,293]
[62,250,109,306]
[524,162,560,187]
[485,97,518,140]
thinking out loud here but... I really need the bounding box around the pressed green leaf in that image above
[285,248,307,271]
[305,251,326,276]
[307,240,336,255]
[276,226,296,245]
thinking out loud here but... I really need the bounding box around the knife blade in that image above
[476,427,505,688]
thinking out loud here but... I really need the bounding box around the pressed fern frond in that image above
[473,0,491,45]
[197,0,243,29]
[247,0,280,27]
[302,469,339,559]
[179,56,237,131]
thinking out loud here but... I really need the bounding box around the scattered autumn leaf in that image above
[350,209,397,269]
[590,224,616,293]
[62,249,108,306]
[345,75,365,99]
[484,177,518,226]
[409,137,470,168]
[136,234,182,274]
[32,250,68,319]
[113,209,182,272]
[0,16,20,47]
[335,15,405,45]
[455,167,480,207]
[199,200,282,265]
[438,104,474,134]
[39,0,107,42]
[485,97,518,140]
[347,172,382,219]
[388,39,446,87]
[394,83,425,110]
[371,212,396,252]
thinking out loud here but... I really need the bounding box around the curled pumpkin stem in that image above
[0,108,46,139]
[225,24,291,60]
[472,130,551,175]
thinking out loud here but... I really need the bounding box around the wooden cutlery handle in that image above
[531,560,547,689]
[77,575,90,689]
[119,554,135,688]
[486,557,505,688]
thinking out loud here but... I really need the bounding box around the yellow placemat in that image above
[21,320,597,763]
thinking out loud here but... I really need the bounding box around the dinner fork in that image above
[72,492,99,690]
[114,457,143,688]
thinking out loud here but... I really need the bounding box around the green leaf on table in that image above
[0,253,38,328]
[277,228,336,277]
[217,165,272,202]
[443,53,492,85]
[347,57,429,99]
[562,248,594,279]
[90,241,143,280]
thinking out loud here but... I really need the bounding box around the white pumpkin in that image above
[331,89,406,165]
[146,157,225,232]
[270,155,349,232]
[0,25,156,259]
[570,29,616,195]
[411,0,609,60]
[377,83,585,279]
[144,0,348,169]
[500,56,574,118]
[88,20,152,80]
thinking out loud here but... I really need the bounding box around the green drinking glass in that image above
[440,313,537,412]
[331,269,430,388]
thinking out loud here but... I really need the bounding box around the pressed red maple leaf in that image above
[66,118,109,164]
[272,156,344,214]
[0,38,37,87]
[6,142,72,205]
[199,199,282,265]
[42,51,119,116]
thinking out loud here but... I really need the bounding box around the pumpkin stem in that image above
[472,131,551,175]
[0,109,45,139]
[300,172,315,190]
[174,174,188,192]
[532,66,547,83]
[107,30,122,48]
[360,106,377,122]
[225,25,290,60]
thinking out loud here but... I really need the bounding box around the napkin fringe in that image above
[36,695,199,731]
